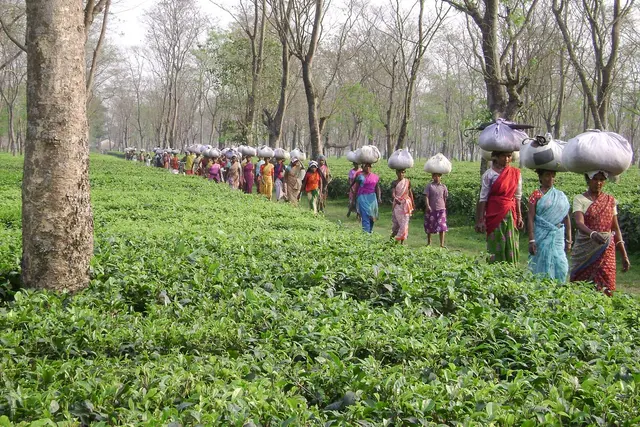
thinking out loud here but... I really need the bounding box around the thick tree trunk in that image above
[301,61,322,158]
[23,0,93,292]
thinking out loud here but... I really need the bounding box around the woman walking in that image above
[300,161,326,214]
[284,158,303,206]
[527,169,572,281]
[274,157,286,201]
[475,151,524,264]
[260,157,274,200]
[570,171,630,295]
[227,154,242,190]
[390,169,414,243]
[242,155,255,194]
[352,163,381,233]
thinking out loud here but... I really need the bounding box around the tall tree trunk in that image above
[23,0,93,292]
[264,39,290,147]
[302,61,322,158]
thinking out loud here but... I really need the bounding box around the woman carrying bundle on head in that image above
[227,153,242,190]
[243,155,255,194]
[352,163,381,233]
[475,151,524,264]
[390,169,414,243]
[274,157,286,201]
[284,158,303,206]
[260,157,274,200]
[570,171,630,295]
[527,169,572,281]
[317,155,332,213]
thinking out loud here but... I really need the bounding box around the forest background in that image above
[0,0,639,162]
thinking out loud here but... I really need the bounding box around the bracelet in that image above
[565,239,572,244]
[589,231,596,239]
[529,239,535,243]
[616,240,625,246]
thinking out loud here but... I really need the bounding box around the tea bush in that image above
[1,154,639,425]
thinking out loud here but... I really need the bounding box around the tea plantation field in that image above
[1,154,640,425]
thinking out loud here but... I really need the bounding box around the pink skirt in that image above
[424,209,448,234]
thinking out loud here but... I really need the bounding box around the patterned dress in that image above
[570,193,617,295]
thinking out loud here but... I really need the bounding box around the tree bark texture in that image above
[23,0,93,292]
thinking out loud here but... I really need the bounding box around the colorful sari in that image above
[227,162,241,190]
[243,162,254,194]
[485,166,520,264]
[529,187,570,281]
[319,164,331,212]
[285,164,303,206]
[570,194,617,295]
[261,163,274,200]
[391,178,414,241]
[274,162,285,201]
[356,173,379,233]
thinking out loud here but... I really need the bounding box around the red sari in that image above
[485,166,520,235]
[570,194,617,294]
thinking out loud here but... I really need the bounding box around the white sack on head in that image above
[357,145,381,164]
[424,153,452,174]
[520,133,567,171]
[290,148,306,162]
[562,129,632,176]
[478,118,528,152]
[257,145,275,158]
[274,148,288,160]
[387,149,414,170]
[240,146,257,156]
[346,150,358,162]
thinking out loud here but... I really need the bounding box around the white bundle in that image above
[171,149,179,154]
[562,129,632,176]
[424,153,452,174]
[357,145,381,164]
[478,119,528,152]
[257,145,275,158]
[387,149,414,170]
[290,148,306,162]
[480,149,519,163]
[274,148,288,160]
[240,146,257,156]
[520,134,567,171]
[346,150,358,162]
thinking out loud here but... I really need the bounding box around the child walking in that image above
[424,173,448,247]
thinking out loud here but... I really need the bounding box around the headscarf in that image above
[308,160,318,169]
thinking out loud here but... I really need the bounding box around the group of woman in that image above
[476,150,630,296]
[141,147,630,296]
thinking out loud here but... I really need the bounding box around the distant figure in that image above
[300,161,326,214]
[260,157,274,200]
[352,163,380,233]
[284,158,303,206]
[317,155,332,212]
[424,173,448,248]
[390,169,414,244]
[242,155,255,194]
[274,158,286,201]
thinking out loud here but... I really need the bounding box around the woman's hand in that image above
[564,241,572,253]
[516,217,524,230]
[590,231,606,244]
[475,222,486,233]
[622,257,631,272]
[528,241,537,255]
